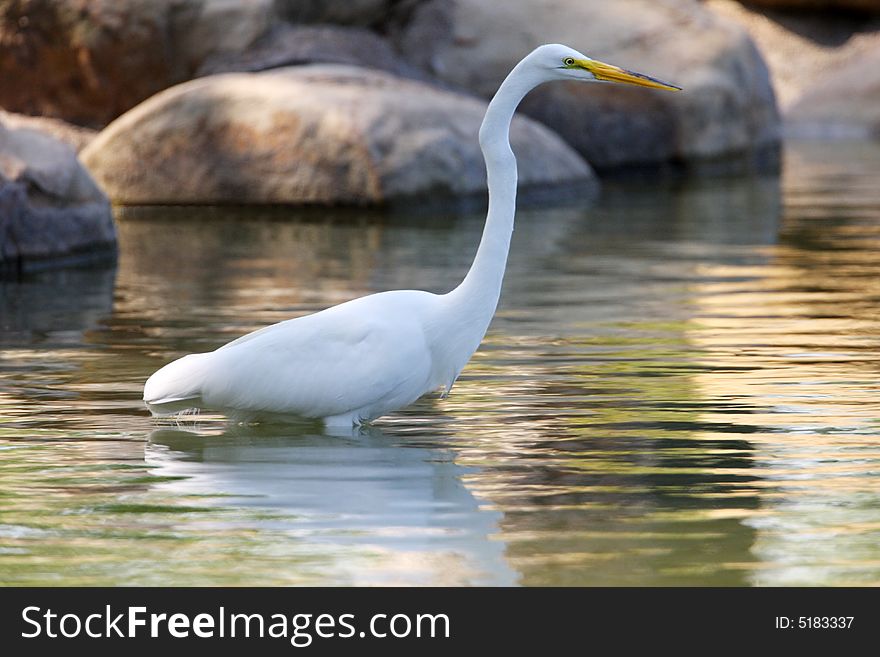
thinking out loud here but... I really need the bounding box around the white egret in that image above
[144,44,680,426]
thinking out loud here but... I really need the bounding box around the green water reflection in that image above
[1,141,879,585]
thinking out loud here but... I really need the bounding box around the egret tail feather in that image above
[143,353,211,415]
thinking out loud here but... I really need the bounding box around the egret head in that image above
[528,44,681,91]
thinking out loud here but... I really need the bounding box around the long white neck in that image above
[437,61,544,370]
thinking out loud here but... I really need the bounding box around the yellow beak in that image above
[576,58,681,91]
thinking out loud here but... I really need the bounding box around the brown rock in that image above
[0,0,274,127]
[0,0,181,127]
[0,0,441,128]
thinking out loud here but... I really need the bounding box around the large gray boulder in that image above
[81,65,596,205]
[396,0,781,170]
[0,120,115,272]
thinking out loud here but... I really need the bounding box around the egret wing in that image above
[200,293,434,419]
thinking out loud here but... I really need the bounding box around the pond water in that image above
[1,141,879,586]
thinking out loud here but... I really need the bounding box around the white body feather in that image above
[146,290,484,425]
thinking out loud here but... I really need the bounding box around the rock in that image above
[173,0,275,74]
[0,121,115,272]
[738,1,880,13]
[395,0,781,170]
[388,0,453,73]
[0,110,97,152]
[0,119,103,204]
[80,65,595,205]
[520,83,679,171]
[0,0,274,127]
[0,0,181,127]
[786,42,880,136]
[706,0,880,135]
[270,0,394,26]
[197,23,426,82]
[0,0,437,128]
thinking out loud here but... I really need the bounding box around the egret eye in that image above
[563,57,575,66]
